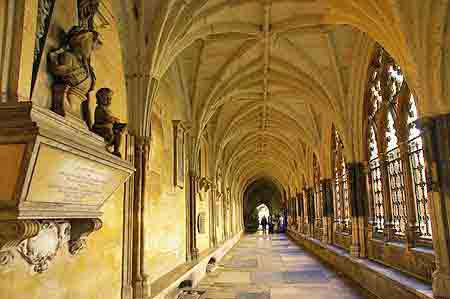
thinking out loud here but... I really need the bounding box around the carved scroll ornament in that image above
[0,218,102,273]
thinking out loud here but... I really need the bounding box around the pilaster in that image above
[321,179,333,244]
[347,162,368,258]
[131,136,151,299]
[418,114,450,299]
[188,172,199,261]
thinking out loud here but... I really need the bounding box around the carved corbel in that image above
[0,220,41,266]
[17,221,71,273]
[0,218,102,272]
[68,218,103,255]
[199,177,212,192]
[216,192,223,202]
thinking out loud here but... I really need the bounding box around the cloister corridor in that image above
[3,1,450,299]
[196,233,373,299]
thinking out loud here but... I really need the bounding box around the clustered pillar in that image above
[419,114,450,298]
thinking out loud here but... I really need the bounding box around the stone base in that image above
[133,276,151,299]
[432,270,450,299]
[350,244,360,257]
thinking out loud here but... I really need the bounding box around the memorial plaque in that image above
[27,144,130,205]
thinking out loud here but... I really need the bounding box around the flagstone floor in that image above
[198,233,375,299]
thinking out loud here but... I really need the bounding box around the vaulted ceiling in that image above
[168,0,366,192]
[116,0,447,196]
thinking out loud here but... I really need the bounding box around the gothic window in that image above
[386,110,408,235]
[332,126,350,232]
[365,45,432,244]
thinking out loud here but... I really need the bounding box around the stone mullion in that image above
[379,153,395,242]
[338,174,345,232]
[418,114,450,299]
[399,141,420,248]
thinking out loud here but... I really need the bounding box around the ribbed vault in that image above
[171,1,361,195]
[114,0,450,201]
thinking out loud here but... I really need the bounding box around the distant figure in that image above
[261,216,268,233]
[279,215,285,232]
[268,215,274,234]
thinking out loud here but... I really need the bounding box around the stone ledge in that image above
[151,231,243,299]
[287,229,434,299]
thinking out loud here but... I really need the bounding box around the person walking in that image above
[261,215,268,233]
[268,215,274,234]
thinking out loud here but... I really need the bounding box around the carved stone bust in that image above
[48,25,101,128]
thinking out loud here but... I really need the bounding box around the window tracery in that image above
[365,45,432,243]
[332,126,350,232]
[407,95,432,239]
[369,126,384,232]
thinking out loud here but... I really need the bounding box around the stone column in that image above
[121,135,136,299]
[302,188,309,235]
[132,136,151,299]
[305,187,315,236]
[418,114,450,299]
[188,173,199,260]
[210,185,218,247]
[0,0,36,104]
[365,162,376,243]
[347,162,369,258]
[321,179,333,244]
[296,193,301,232]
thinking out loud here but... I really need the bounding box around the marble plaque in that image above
[27,144,130,205]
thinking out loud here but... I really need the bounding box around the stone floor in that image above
[197,233,376,299]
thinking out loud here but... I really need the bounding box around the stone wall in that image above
[145,83,188,283]
[0,2,127,298]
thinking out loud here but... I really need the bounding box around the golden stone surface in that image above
[28,144,129,205]
[0,144,26,201]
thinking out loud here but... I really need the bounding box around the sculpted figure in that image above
[48,26,101,128]
[92,88,127,157]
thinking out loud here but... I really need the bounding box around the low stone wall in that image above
[287,229,433,299]
[152,231,243,299]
